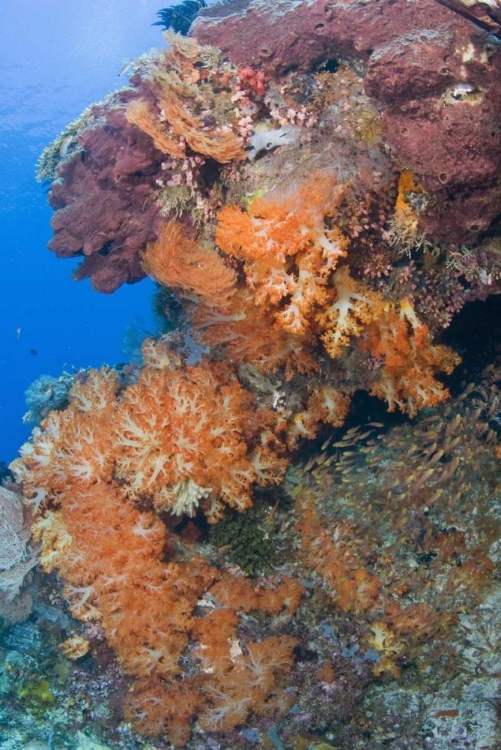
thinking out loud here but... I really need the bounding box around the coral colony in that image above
[5,0,501,747]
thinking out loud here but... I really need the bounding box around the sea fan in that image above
[153,1,207,35]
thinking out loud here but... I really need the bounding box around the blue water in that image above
[0,0,167,463]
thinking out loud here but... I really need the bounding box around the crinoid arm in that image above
[434,0,501,35]
[153,0,207,35]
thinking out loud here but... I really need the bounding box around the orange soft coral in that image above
[191,289,319,378]
[17,363,304,745]
[32,477,219,676]
[359,296,461,416]
[184,171,350,378]
[16,354,289,526]
[32,462,298,745]
[317,267,460,417]
[141,219,237,308]
[286,385,351,448]
[17,352,287,523]
[113,359,288,521]
[215,171,348,336]
[209,572,305,616]
[12,368,120,506]
[123,675,207,747]
[197,634,298,732]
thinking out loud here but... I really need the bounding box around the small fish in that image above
[340,465,356,475]
[345,427,361,437]
[29,349,37,356]
[15,326,21,340]
[118,60,135,77]
[425,449,445,466]
[59,135,74,159]
[314,451,328,466]
[356,429,374,441]
[320,434,333,451]
[303,456,317,472]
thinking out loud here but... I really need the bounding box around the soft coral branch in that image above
[215,171,348,336]
[141,219,237,308]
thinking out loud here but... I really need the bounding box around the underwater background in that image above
[0,0,161,463]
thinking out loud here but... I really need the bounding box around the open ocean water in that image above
[0,0,161,464]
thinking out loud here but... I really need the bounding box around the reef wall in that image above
[5,1,501,748]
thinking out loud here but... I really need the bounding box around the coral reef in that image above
[13,1,501,747]
[193,0,501,244]
[10,343,306,745]
[43,31,265,292]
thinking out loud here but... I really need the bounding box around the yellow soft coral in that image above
[318,265,379,358]
[388,170,427,255]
